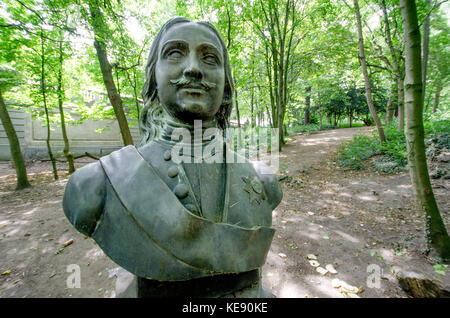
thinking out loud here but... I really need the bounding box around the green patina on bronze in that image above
[62,17,282,288]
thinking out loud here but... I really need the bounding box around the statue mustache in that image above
[169,77,216,90]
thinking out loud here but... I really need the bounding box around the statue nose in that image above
[183,55,202,80]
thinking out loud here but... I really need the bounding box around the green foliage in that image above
[425,132,450,161]
[337,134,380,170]
[380,121,408,166]
[0,0,448,154]
[372,155,406,174]
[424,119,450,135]
[337,120,408,173]
[0,65,22,91]
[231,125,277,157]
[288,123,335,134]
[370,250,384,261]
[433,264,449,276]
[338,115,450,173]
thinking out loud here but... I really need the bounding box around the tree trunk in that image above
[0,89,31,190]
[265,102,273,128]
[57,33,75,174]
[126,71,141,132]
[353,0,386,144]
[264,44,275,129]
[88,2,133,146]
[304,85,311,125]
[40,31,58,181]
[234,79,241,129]
[250,86,255,128]
[380,0,405,132]
[93,38,133,146]
[234,85,242,146]
[432,83,442,113]
[257,84,262,126]
[421,0,431,109]
[397,76,405,131]
[385,83,397,123]
[400,0,450,261]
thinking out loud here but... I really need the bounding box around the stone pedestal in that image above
[112,268,275,298]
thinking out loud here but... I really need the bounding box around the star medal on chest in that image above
[242,176,267,205]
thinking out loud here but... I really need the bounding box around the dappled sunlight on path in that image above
[263,127,450,298]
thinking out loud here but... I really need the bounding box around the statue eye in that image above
[203,54,219,65]
[167,49,184,59]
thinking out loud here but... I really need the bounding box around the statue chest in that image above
[136,142,273,228]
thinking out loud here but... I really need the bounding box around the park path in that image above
[0,126,448,298]
[278,126,373,176]
[263,126,449,298]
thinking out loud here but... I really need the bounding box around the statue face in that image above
[155,22,225,123]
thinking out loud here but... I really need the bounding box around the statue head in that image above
[139,17,234,146]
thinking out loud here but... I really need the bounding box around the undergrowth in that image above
[337,117,450,174]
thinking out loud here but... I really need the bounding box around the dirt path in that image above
[264,127,449,298]
[0,127,448,298]
[278,127,374,176]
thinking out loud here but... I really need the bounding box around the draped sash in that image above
[94,146,274,280]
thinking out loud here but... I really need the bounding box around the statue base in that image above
[112,268,275,298]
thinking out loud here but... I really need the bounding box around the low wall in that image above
[0,107,140,161]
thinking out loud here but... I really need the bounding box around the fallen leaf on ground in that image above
[309,260,320,267]
[344,292,360,298]
[316,267,328,276]
[331,279,363,294]
[325,264,338,274]
[331,279,341,288]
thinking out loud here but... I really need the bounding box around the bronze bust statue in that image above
[63,17,282,297]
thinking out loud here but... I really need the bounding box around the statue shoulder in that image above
[63,161,106,236]
[251,161,283,209]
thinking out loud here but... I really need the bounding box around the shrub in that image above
[424,120,450,135]
[380,121,408,167]
[288,123,335,134]
[373,155,407,174]
[337,134,380,170]
[337,118,447,173]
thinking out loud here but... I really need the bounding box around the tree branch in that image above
[418,0,448,27]
[14,0,46,23]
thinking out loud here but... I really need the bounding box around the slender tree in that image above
[432,82,442,113]
[56,30,75,173]
[304,85,311,125]
[385,81,397,123]
[86,0,133,146]
[400,0,450,261]
[421,0,431,110]
[0,85,31,190]
[380,0,405,131]
[353,0,386,144]
[40,30,58,180]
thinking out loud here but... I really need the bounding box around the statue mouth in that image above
[180,86,206,94]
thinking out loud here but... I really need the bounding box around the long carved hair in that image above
[139,17,234,146]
